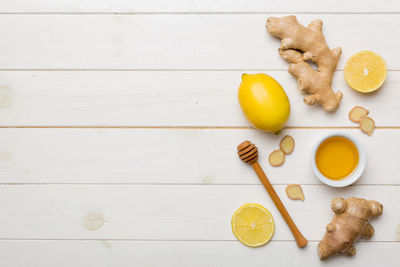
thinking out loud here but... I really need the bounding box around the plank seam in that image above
[0,12,400,15]
[0,238,394,243]
[0,69,400,72]
[0,126,397,129]
[0,183,397,186]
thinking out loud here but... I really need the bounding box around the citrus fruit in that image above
[231,203,275,247]
[238,73,290,134]
[344,51,387,93]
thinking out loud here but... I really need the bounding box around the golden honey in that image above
[316,136,359,180]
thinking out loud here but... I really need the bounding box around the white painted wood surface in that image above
[0,128,397,184]
[0,241,398,267]
[0,1,399,266]
[1,0,399,13]
[0,71,398,127]
[0,184,398,241]
[0,15,398,70]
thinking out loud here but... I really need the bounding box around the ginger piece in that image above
[280,135,295,154]
[360,116,375,136]
[318,197,383,260]
[269,135,294,167]
[266,16,342,111]
[268,150,285,167]
[348,106,369,123]
[285,184,304,201]
[348,106,375,136]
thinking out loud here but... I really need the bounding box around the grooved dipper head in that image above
[237,140,258,165]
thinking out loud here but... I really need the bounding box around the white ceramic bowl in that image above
[310,132,366,187]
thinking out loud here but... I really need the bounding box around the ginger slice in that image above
[360,116,375,136]
[348,106,369,123]
[285,184,305,201]
[280,135,295,154]
[268,150,285,167]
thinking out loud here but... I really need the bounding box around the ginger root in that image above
[280,135,295,154]
[266,16,342,111]
[285,184,304,201]
[359,116,375,136]
[348,106,369,123]
[268,150,285,167]
[318,197,383,260]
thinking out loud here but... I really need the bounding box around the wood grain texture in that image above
[0,240,398,267]
[0,184,396,241]
[0,71,397,127]
[0,15,398,70]
[0,0,399,13]
[0,1,399,266]
[0,128,397,185]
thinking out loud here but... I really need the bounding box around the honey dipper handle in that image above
[252,162,308,248]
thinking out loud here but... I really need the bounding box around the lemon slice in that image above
[344,50,387,93]
[231,203,274,247]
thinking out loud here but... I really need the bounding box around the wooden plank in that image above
[0,184,396,241]
[0,0,399,13]
[0,15,398,70]
[0,128,398,185]
[0,240,398,267]
[0,71,397,127]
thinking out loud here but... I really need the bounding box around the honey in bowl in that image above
[315,136,359,180]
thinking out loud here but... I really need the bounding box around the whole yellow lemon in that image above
[238,73,290,133]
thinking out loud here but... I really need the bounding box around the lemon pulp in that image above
[344,50,387,93]
[231,203,275,247]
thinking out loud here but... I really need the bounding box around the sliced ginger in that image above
[360,116,375,136]
[348,106,375,136]
[268,150,285,167]
[268,135,295,167]
[280,135,295,154]
[348,106,369,123]
[285,184,304,201]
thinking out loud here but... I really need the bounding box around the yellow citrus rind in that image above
[231,203,275,247]
[344,50,387,93]
[238,73,290,133]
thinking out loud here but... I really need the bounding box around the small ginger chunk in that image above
[360,116,375,136]
[268,150,285,167]
[348,106,369,123]
[285,184,305,201]
[280,135,295,154]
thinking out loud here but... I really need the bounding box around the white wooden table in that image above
[0,1,399,266]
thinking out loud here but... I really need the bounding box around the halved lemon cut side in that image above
[231,203,274,247]
[344,50,387,93]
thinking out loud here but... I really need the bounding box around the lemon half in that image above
[231,203,275,247]
[344,50,387,93]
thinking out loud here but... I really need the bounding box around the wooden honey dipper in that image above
[237,140,308,248]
